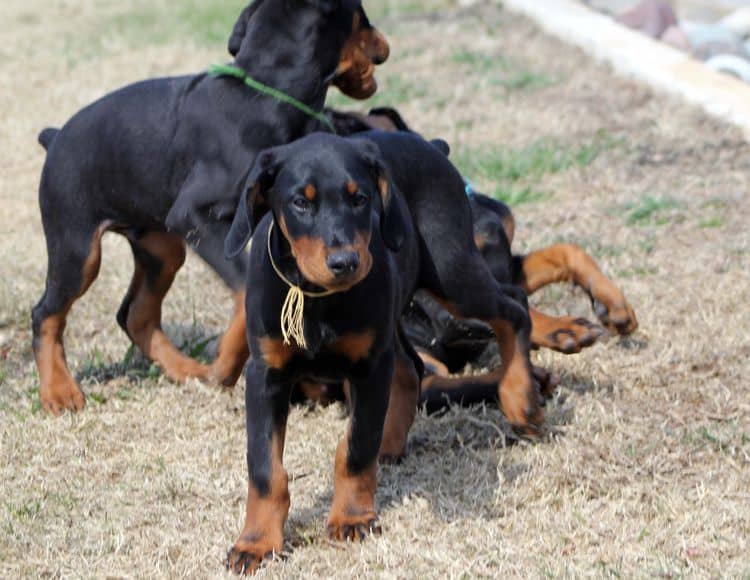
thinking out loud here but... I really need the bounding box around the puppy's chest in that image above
[258,325,377,381]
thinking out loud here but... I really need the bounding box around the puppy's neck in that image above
[233,17,331,114]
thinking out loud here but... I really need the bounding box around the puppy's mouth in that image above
[333,61,378,100]
[332,12,389,100]
[281,226,374,293]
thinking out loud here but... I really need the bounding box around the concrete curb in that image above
[502,0,750,139]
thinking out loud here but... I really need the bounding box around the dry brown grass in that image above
[2,0,750,577]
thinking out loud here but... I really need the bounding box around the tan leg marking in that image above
[36,309,84,416]
[126,232,209,382]
[489,319,541,435]
[226,431,289,575]
[429,296,541,434]
[258,337,297,370]
[379,346,419,463]
[327,434,381,541]
[209,291,250,386]
[37,222,110,415]
[521,244,638,334]
[530,307,604,353]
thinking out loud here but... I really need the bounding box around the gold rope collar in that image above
[267,222,338,349]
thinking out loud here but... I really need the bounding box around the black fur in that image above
[32,0,388,403]
[226,132,536,565]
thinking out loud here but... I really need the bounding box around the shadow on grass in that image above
[284,368,618,551]
[76,324,219,387]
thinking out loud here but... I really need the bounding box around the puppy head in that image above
[331,4,390,99]
[225,135,408,292]
[228,1,388,101]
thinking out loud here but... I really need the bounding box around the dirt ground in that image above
[1,0,749,577]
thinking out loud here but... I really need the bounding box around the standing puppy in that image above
[32,0,389,415]
[223,132,536,573]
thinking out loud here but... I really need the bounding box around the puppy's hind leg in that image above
[426,259,541,435]
[517,243,638,334]
[32,220,110,415]
[184,220,250,387]
[379,328,421,464]
[116,231,209,382]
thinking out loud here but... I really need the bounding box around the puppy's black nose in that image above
[327,251,359,276]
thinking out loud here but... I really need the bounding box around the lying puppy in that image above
[32,0,388,415]
[329,107,638,357]
[223,131,540,572]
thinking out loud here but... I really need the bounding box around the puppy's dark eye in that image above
[292,197,312,212]
[351,193,368,208]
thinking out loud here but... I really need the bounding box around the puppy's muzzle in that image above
[327,251,360,277]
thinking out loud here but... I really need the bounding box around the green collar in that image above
[208,63,336,134]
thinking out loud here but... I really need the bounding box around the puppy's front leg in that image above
[227,360,292,575]
[327,350,394,541]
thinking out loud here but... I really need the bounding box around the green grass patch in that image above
[491,70,554,92]
[453,134,615,205]
[110,0,243,49]
[25,387,42,415]
[369,0,457,19]
[61,0,244,66]
[698,216,724,229]
[623,196,682,226]
[451,48,555,92]
[455,137,612,184]
[116,387,135,401]
[182,333,218,363]
[493,186,549,206]
[78,344,153,385]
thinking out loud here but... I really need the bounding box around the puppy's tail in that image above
[38,128,60,151]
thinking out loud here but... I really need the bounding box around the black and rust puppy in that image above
[32,0,389,415]
[329,107,638,356]
[223,131,539,572]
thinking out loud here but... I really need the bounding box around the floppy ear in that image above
[228,1,262,57]
[224,150,283,259]
[368,107,412,132]
[353,139,409,252]
[429,138,450,157]
[377,167,408,252]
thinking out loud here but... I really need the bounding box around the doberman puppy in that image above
[32,0,389,415]
[328,107,638,359]
[222,131,539,573]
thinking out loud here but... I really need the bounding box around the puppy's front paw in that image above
[225,538,279,575]
[327,512,382,542]
[40,378,86,416]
